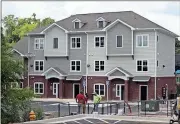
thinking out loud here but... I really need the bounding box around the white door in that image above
[116,84,125,100]
[53,83,59,98]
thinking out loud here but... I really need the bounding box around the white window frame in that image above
[94,60,105,72]
[136,34,149,47]
[136,59,149,72]
[71,37,81,49]
[98,21,104,28]
[74,21,81,29]
[94,83,105,96]
[53,38,59,49]
[53,83,59,95]
[116,35,123,48]
[34,82,44,94]
[116,84,125,99]
[94,36,105,48]
[70,60,81,72]
[34,38,44,50]
[34,60,44,72]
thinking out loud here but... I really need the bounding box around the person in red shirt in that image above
[76,91,86,114]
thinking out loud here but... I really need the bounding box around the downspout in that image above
[85,32,88,94]
[27,34,30,88]
[154,29,157,100]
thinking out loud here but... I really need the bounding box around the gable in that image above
[109,70,126,76]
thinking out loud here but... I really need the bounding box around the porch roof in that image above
[106,67,133,77]
[42,67,66,79]
[66,75,82,81]
[132,76,151,82]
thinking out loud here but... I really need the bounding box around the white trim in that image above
[135,28,161,30]
[94,60,105,72]
[107,54,133,56]
[96,17,105,21]
[12,49,24,56]
[154,29,157,100]
[94,83,105,96]
[34,82,44,94]
[85,32,89,94]
[116,84,125,100]
[42,67,65,76]
[70,37,82,49]
[106,31,108,56]
[133,79,150,82]
[116,35,123,48]
[74,22,81,29]
[34,38,44,50]
[41,23,68,33]
[34,60,44,72]
[73,83,80,98]
[139,85,148,101]
[70,60,81,72]
[103,19,135,31]
[94,36,105,48]
[132,30,134,55]
[66,33,68,56]
[108,76,128,80]
[44,34,46,56]
[106,67,130,77]
[136,59,149,72]
[136,34,149,47]
[72,18,81,22]
[53,83,59,97]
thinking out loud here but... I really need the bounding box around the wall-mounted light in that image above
[163,65,165,68]
[30,65,33,67]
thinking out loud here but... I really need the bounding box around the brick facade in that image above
[22,75,176,101]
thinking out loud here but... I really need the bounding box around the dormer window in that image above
[72,18,82,29]
[96,17,106,28]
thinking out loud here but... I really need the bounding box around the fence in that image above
[30,99,176,120]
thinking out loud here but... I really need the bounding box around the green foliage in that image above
[34,107,44,120]
[175,38,180,54]
[41,17,55,27]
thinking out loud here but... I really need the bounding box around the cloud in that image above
[2,1,180,35]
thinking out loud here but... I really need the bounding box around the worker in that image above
[92,92,102,112]
[76,91,86,114]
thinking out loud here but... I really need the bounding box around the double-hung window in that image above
[53,38,58,49]
[34,82,44,94]
[74,22,80,29]
[34,60,44,72]
[137,60,148,72]
[34,38,44,50]
[116,35,123,48]
[95,37,105,47]
[94,84,105,96]
[98,21,104,28]
[95,61,104,71]
[71,37,81,49]
[136,35,148,47]
[71,60,81,72]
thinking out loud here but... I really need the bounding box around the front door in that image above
[53,83,59,98]
[140,85,148,100]
[73,83,80,98]
[116,84,125,100]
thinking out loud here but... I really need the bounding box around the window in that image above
[157,60,159,67]
[71,60,81,72]
[176,77,180,83]
[34,60,44,72]
[157,35,159,42]
[137,60,148,72]
[53,38,58,49]
[95,61,104,71]
[98,21,104,28]
[116,84,125,99]
[116,35,123,48]
[34,82,44,94]
[71,37,81,49]
[19,82,23,88]
[75,22,80,29]
[136,35,148,47]
[94,84,105,96]
[34,38,44,50]
[95,37,104,47]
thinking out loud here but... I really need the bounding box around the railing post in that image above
[110,103,112,115]
[101,103,104,115]
[88,103,89,114]
[68,103,70,115]
[58,103,61,117]
[138,101,139,117]
[107,103,108,114]
[124,102,125,114]
[167,100,169,117]
[145,101,146,116]
[116,103,118,114]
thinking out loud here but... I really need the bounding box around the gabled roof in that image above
[42,67,67,76]
[106,67,133,77]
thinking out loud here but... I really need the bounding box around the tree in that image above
[176,38,180,54]
[40,17,55,27]
[1,27,35,124]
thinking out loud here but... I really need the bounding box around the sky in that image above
[2,1,180,36]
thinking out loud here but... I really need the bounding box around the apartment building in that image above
[13,11,178,101]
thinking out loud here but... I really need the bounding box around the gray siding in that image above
[107,22,132,55]
[157,31,175,77]
[44,25,67,56]
[109,70,126,76]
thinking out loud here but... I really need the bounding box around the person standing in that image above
[92,92,102,113]
[76,91,86,114]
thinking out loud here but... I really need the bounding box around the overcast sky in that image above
[2,1,180,36]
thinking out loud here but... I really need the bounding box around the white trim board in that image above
[40,23,68,33]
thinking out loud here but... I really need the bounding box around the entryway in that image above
[140,85,148,100]
[73,83,80,98]
[116,84,125,100]
[53,83,59,98]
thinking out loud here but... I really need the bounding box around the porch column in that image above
[44,79,48,98]
[59,80,64,99]
[108,80,111,100]
[125,80,129,101]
